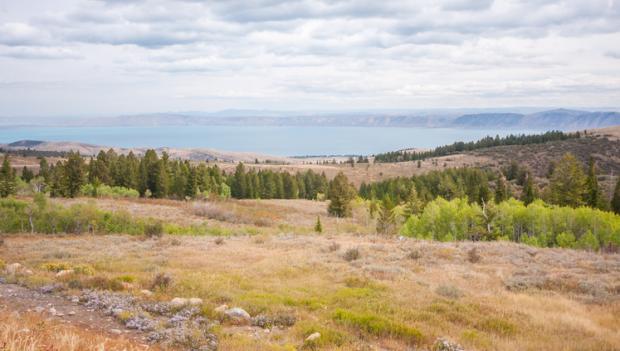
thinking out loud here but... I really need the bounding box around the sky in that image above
[0,0,619,117]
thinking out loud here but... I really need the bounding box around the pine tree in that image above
[21,166,34,182]
[38,157,50,181]
[232,163,248,198]
[521,173,537,205]
[0,154,16,197]
[585,156,603,209]
[548,153,586,207]
[494,176,508,203]
[376,197,396,235]
[327,172,355,217]
[314,216,323,233]
[63,152,85,198]
[403,186,423,217]
[612,176,620,215]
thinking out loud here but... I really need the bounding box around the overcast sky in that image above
[1,0,619,117]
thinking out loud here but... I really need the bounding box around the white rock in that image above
[55,269,74,278]
[140,289,153,297]
[306,332,321,342]
[110,329,122,335]
[68,311,76,316]
[35,306,44,313]
[188,297,203,306]
[112,308,124,317]
[214,304,228,314]
[169,297,188,309]
[23,269,33,275]
[49,307,57,316]
[224,307,251,325]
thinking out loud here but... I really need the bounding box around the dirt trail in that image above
[0,282,151,349]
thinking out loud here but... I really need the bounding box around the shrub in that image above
[85,276,124,291]
[0,259,5,271]
[477,317,516,336]
[328,242,340,252]
[115,275,136,283]
[72,264,95,275]
[343,248,360,262]
[144,221,164,238]
[407,250,421,260]
[556,232,576,248]
[467,247,481,263]
[435,285,464,299]
[41,262,71,272]
[332,309,422,345]
[150,272,172,291]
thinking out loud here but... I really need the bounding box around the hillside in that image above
[3,108,619,130]
[1,197,619,350]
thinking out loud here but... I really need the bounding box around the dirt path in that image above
[0,281,152,349]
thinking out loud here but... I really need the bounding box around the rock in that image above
[70,296,80,303]
[110,329,122,335]
[23,269,33,275]
[49,307,57,316]
[112,308,125,317]
[140,289,153,297]
[170,297,188,309]
[214,304,228,314]
[6,263,22,275]
[305,332,321,342]
[224,307,251,325]
[35,306,45,313]
[433,338,465,351]
[40,284,63,294]
[68,311,76,316]
[188,297,203,306]
[55,269,74,278]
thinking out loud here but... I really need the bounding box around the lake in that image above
[0,125,541,156]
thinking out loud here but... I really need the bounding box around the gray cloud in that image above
[0,0,618,115]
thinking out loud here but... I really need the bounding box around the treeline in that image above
[360,168,495,205]
[360,153,620,214]
[373,130,580,163]
[1,149,330,201]
[400,198,620,251]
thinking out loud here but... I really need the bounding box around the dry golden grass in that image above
[0,310,152,351]
[2,231,619,350]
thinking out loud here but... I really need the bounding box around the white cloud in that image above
[0,0,618,116]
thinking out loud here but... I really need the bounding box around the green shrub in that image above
[556,232,576,248]
[144,221,164,238]
[332,309,423,344]
[41,262,71,272]
[0,258,5,271]
[73,264,95,275]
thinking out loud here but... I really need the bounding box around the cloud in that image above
[0,0,618,116]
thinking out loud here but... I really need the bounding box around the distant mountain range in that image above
[1,108,619,130]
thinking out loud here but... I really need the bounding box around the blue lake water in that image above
[0,126,541,156]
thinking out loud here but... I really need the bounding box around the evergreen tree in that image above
[612,176,620,215]
[231,163,248,198]
[403,186,423,217]
[0,154,16,197]
[521,173,537,205]
[63,152,85,198]
[376,196,396,235]
[548,153,586,207]
[21,166,35,182]
[38,157,50,181]
[585,156,603,209]
[495,176,508,203]
[314,216,322,233]
[327,172,356,217]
